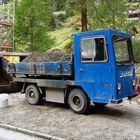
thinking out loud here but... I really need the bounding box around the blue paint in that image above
[73,29,135,103]
[12,62,72,76]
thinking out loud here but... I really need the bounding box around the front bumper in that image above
[128,94,138,101]
[110,94,138,104]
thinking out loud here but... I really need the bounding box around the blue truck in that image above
[8,29,137,114]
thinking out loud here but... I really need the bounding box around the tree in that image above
[63,0,88,32]
[81,0,88,31]
[15,0,54,52]
[87,0,138,33]
[133,40,140,62]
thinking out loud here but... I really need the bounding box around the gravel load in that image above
[22,49,71,63]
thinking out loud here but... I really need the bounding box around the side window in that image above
[81,37,107,62]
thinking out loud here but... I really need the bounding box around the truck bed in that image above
[9,62,72,77]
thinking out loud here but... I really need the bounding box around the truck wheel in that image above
[25,85,42,105]
[68,89,90,114]
[93,103,107,107]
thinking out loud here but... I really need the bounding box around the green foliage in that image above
[49,27,74,51]
[56,13,67,22]
[65,1,80,17]
[65,6,75,17]
[133,39,140,62]
[51,0,67,11]
[63,37,74,53]
[15,0,54,53]
[87,0,138,33]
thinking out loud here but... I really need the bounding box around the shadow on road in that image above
[43,101,132,117]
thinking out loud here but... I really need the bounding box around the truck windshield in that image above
[113,35,134,65]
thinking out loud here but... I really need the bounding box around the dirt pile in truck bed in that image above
[22,49,71,63]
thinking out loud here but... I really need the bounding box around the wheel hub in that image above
[72,96,82,107]
[29,91,35,99]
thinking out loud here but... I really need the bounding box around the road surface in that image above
[0,128,45,140]
[0,93,139,140]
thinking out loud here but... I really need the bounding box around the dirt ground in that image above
[0,93,140,140]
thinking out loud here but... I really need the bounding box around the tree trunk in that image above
[29,17,34,52]
[81,0,87,32]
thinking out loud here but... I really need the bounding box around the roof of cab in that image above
[74,29,131,38]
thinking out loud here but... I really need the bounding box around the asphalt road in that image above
[0,128,45,140]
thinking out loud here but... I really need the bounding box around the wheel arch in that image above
[65,85,90,104]
[17,82,44,95]
[25,84,44,105]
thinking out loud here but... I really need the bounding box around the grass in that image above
[48,16,80,51]
[49,27,74,51]
[16,16,79,52]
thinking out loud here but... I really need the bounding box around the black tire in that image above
[93,102,107,108]
[68,88,90,114]
[25,84,42,105]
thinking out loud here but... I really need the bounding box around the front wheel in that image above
[25,84,43,105]
[68,88,90,114]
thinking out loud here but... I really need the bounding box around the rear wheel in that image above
[68,88,90,114]
[25,84,43,105]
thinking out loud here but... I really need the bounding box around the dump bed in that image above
[9,62,72,76]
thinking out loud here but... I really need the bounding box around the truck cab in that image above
[8,29,136,114]
[74,29,135,104]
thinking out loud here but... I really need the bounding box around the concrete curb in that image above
[0,123,65,140]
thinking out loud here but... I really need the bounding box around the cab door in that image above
[74,33,114,103]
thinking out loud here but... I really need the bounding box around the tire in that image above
[93,102,107,108]
[25,84,42,105]
[68,88,90,114]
